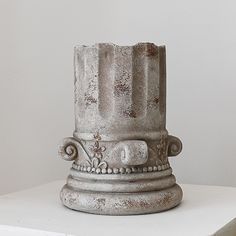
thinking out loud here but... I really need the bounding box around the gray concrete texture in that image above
[59,43,183,215]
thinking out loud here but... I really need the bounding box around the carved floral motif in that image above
[86,132,108,169]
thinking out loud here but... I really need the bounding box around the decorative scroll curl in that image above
[58,137,79,161]
[58,137,91,162]
[167,135,182,157]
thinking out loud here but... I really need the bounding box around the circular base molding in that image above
[60,183,183,215]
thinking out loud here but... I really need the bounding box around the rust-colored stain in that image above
[123,108,136,118]
[114,82,130,97]
[157,134,167,163]
[84,93,97,107]
[153,97,159,104]
[121,199,150,209]
[147,96,159,108]
[139,200,150,208]
[146,44,158,57]
[158,193,172,206]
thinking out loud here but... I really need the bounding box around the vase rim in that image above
[74,42,165,49]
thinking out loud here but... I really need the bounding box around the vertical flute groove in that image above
[98,44,115,118]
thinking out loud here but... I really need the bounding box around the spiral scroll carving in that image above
[58,138,78,161]
[167,135,182,157]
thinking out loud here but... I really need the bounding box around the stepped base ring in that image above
[60,183,183,215]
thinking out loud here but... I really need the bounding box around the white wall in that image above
[0,0,236,194]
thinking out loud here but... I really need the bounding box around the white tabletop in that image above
[0,181,235,236]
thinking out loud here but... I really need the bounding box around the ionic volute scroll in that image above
[58,137,89,161]
[167,135,183,157]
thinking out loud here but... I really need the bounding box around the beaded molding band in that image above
[72,162,170,174]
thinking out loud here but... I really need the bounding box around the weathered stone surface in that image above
[58,43,183,215]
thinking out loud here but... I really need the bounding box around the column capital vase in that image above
[58,42,183,215]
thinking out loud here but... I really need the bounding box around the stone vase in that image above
[58,43,183,215]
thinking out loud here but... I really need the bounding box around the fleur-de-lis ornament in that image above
[86,132,108,169]
[90,132,106,159]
